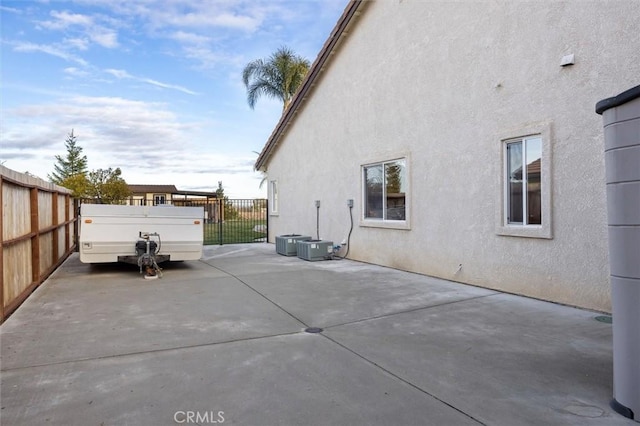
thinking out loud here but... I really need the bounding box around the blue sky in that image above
[1,0,347,198]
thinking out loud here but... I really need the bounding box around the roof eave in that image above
[254,0,366,172]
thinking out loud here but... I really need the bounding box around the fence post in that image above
[30,187,40,284]
[74,199,80,252]
[218,199,223,245]
[52,190,59,263]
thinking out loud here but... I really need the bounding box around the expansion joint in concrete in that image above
[323,293,500,330]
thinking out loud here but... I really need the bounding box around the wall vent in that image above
[297,240,334,261]
[275,234,312,256]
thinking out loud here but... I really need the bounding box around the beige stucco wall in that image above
[264,0,640,312]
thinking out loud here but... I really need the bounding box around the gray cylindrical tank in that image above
[596,84,640,422]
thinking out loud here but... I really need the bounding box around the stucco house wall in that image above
[260,1,640,312]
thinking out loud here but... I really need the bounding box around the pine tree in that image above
[215,181,238,220]
[49,129,88,184]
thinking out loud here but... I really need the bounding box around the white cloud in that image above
[142,78,198,95]
[64,37,90,50]
[4,95,192,168]
[126,1,265,32]
[105,68,133,79]
[88,28,119,48]
[0,5,22,14]
[11,41,89,66]
[40,10,93,30]
[180,45,234,70]
[158,10,261,31]
[1,0,344,198]
[64,67,90,77]
[104,68,197,95]
[169,30,210,45]
[2,94,266,197]
[9,96,189,143]
[37,9,119,49]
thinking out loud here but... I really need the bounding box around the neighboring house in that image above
[127,184,222,222]
[255,0,640,312]
[127,185,179,206]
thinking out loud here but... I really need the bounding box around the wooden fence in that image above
[1,166,76,323]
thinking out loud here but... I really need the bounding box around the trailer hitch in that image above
[136,232,163,279]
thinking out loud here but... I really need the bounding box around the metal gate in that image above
[78,197,267,245]
[204,198,268,245]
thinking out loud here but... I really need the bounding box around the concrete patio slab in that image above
[206,260,498,329]
[324,293,618,425]
[0,243,634,425]
[1,256,303,369]
[1,333,479,426]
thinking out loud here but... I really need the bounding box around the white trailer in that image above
[79,204,204,272]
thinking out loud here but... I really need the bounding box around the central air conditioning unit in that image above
[296,240,334,261]
[275,234,312,256]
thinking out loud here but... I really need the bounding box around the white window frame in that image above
[361,156,410,230]
[269,180,279,216]
[496,123,552,239]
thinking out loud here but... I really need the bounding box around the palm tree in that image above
[242,46,310,112]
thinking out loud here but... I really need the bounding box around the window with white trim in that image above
[363,158,407,221]
[497,126,552,239]
[505,136,542,226]
[269,180,278,215]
